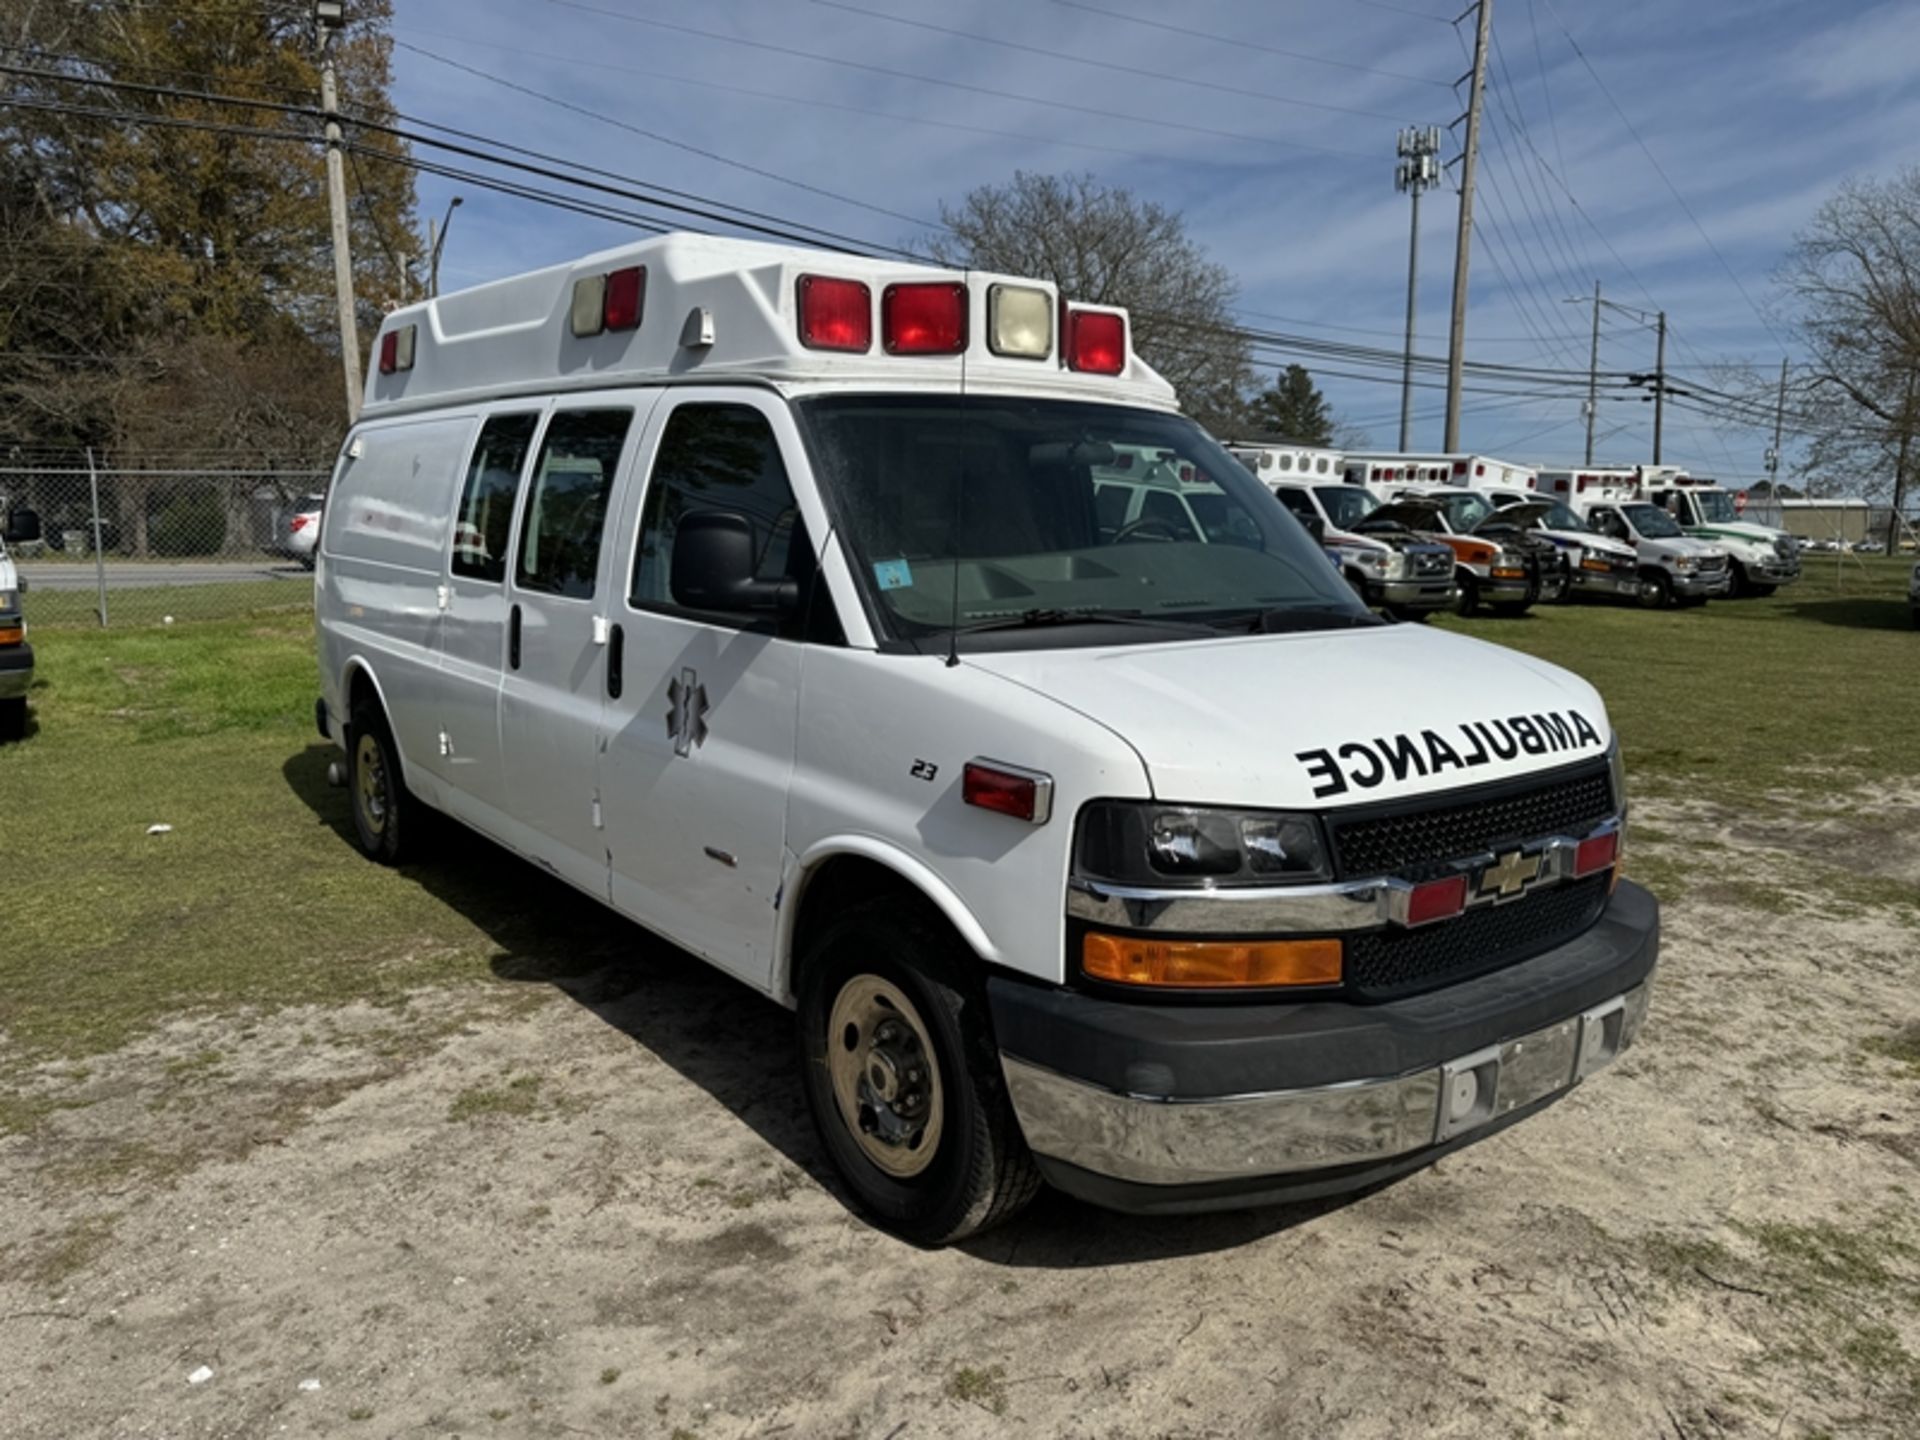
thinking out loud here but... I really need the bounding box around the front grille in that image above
[1329,763,1614,881]
[1413,549,1451,578]
[1345,874,1611,1000]
[1700,555,1728,574]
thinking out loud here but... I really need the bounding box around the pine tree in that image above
[1247,366,1335,445]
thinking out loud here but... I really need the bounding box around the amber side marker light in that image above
[0,624,22,646]
[1083,934,1342,989]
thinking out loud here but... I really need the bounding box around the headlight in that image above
[0,591,13,611]
[1353,550,1386,572]
[1382,552,1409,579]
[1672,556,1699,572]
[1607,738,1627,815]
[1075,801,1331,888]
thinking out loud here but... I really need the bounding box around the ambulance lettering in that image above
[1295,710,1604,799]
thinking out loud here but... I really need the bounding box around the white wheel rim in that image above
[826,975,944,1179]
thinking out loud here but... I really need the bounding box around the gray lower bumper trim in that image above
[1003,981,1651,1187]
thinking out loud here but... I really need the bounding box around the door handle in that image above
[607,622,624,699]
[508,603,522,671]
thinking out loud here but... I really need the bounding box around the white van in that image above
[315,235,1658,1243]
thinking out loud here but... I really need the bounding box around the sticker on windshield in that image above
[873,558,914,591]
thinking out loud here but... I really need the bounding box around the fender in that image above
[774,834,1003,1004]
[336,652,418,789]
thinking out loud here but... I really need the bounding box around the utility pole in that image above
[1891,369,1916,558]
[1584,280,1601,465]
[1396,127,1443,450]
[1444,0,1492,452]
[316,0,361,419]
[1651,309,1667,464]
[428,195,462,298]
[1765,357,1787,488]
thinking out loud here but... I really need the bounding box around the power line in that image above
[543,0,1375,161]
[1534,0,1788,350]
[392,25,1201,169]
[391,38,940,234]
[1043,0,1454,86]
[803,0,1422,124]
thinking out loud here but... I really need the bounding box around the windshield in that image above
[1438,492,1497,531]
[797,395,1367,648]
[1624,503,1684,539]
[1532,501,1585,530]
[1314,486,1376,530]
[1693,491,1737,523]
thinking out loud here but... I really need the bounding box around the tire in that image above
[797,901,1040,1246]
[347,692,424,864]
[1727,564,1750,598]
[0,697,25,743]
[1638,571,1673,610]
[1452,576,1480,617]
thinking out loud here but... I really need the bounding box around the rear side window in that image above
[452,413,539,582]
[516,409,632,599]
[631,404,805,613]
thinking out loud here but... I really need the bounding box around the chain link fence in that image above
[0,455,332,627]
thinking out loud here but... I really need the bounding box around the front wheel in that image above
[1638,571,1674,610]
[797,903,1040,1246]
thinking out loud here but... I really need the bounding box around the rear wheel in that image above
[1638,571,1674,610]
[348,693,425,864]
[797,902,1040,1246]
[0,697,25,743]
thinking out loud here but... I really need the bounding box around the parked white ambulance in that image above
[1634,471,1801,596]
[314,235,1657,1243]
[1343,451,1538,496]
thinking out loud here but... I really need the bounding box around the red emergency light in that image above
[882,282,968,355]
[798,274,872,353]
[603,266,645,331]
[378,324,415,375]
[1065,308,1126,375]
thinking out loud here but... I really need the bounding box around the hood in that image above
[1670,535,1729,559]
[1689,522,1788,549]
[1362,500,1447,534]
[1535,528,1637,562]
[967,625,1611,811]
[1333,527,1445,555]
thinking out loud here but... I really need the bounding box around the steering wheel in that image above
[1112,516,1186,545]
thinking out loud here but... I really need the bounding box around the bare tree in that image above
[1779,170,1920,552]
[927,173,1254,430]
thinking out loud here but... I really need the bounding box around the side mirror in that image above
[670,511,800,616]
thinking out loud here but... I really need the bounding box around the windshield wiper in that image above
[957,607,1222,637]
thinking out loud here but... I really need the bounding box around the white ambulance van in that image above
[315,235,1658,1243]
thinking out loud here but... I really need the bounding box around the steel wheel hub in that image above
[827,975,943,1178]
[356,733,389,836]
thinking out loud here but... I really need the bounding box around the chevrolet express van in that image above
[316,235,1659,1243]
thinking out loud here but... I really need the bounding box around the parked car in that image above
[287,493,326,568]
[0,536,32,741]
[1577,500,1732,610]
[317,233,1658,1243]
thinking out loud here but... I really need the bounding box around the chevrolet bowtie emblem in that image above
[667,667,710,758]
[1480,849,1542,901]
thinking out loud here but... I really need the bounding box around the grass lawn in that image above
[1,559,1915,1069]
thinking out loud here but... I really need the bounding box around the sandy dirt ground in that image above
[4,796,1918,1440]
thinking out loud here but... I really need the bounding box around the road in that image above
[18,559,309,590]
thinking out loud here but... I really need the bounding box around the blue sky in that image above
[388,0,1920,483]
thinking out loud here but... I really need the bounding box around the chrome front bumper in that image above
[1572,570,1641,599]
[1673,570,1730,597]
[1374,577,1458,609]
[1003,981,1651,1188]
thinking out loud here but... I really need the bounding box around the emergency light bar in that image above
[570,266,647,338]
[378,324,416,375]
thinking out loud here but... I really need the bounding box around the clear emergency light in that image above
[988,285,1052,359]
